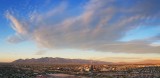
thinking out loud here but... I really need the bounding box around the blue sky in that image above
[0,0,160,62]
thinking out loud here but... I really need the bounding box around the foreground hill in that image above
[12,57,112,64]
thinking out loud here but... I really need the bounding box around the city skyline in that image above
[0,0,160,63]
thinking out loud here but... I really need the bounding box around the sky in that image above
[0,0,160,62]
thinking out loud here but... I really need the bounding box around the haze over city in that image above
[0,0,160,63]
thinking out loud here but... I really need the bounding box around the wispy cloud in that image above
[6,0,160,54]
[35,50,47,55]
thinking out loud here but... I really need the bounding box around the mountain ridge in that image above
[12,57,112,64]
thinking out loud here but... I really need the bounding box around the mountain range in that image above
[12,57,112,64]
[12,57,160,64]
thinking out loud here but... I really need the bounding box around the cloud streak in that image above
[6,0,160,54]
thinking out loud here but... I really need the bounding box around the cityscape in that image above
[0,61,160,78]
[0,0,160,78]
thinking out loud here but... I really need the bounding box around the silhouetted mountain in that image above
[12,57,112,64]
